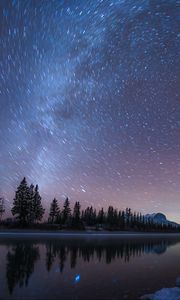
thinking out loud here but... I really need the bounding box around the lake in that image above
[0,234,180,300]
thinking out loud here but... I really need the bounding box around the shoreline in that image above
[0,230,180,239]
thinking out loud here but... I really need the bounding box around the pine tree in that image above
[125,207,132,228]
[113,209,118,227]
[84,206,95,226]
[119,210,125,229]
[92,208,97,225]
[83,207,89,225]
[97,208,105,225]
[107,206,114,227]
[11,177,31,226]
[0,197,5,221]
[32,185,45,223]
[72,202,81,228]
[81,210,85,223]
[48,198,60,224]
[28,184,34,224]
[132,212,137,228]
[62,197,71,225]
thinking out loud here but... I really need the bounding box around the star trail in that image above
[0,0,179,221]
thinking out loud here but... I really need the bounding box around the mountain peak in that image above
[145,213,179,227]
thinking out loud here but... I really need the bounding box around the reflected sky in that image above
[0,237,180,299]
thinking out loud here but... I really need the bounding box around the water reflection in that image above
[2,238,180,296]
[45,238,178,271]
[6,243,39,294]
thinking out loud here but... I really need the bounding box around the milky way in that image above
[0,0,179,221]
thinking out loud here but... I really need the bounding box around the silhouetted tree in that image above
[62,197,71,226]
[32,185,45,223]
[113,209,119,227]
[72,202,81,228]
[118,210,125,229]
[28,184,34,224]
[107,206,114,228]
[11,178,31,226]
[48,198,60,223]
[97,208,105,226]
[83,206,96,226]
[0,197,5,221]
[125,207,132,228]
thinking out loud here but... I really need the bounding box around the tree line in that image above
[6,239,177,294]
[0,177,179,232]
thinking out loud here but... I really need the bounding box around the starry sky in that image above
[0,0,179,221]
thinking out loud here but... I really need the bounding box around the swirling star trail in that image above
[0,0,179,221]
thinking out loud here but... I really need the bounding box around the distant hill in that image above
[145,213,180,228]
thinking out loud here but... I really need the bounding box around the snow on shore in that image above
[141,287,180,300]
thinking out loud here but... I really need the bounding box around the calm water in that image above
[0,235,180,300]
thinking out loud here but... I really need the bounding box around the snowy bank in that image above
[140,287,180,300]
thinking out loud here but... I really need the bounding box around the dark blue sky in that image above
[0,0,179,221]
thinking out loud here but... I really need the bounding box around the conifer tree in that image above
[72,201,81,228]
[84,206,96,226]
[11,177,31,226]
[92,208,97,225]
[0,197,5,221]
[28,184,34,224]
[49,198,60,224]
[113,209,118,227]
[107,206,114,227]
[62,197,71,225]
[97,208,105,225]
[32,185,45,223]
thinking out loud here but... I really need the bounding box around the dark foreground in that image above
[0,234,180,300]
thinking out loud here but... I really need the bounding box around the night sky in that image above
[0,0,179,221]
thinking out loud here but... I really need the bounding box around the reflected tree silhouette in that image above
[45,243,67,273]
[44,239,179,272]
[46,243,55,272]
[4,238,179,294]
[6,242,39,294]
[70,246,78,269]
[58,245,66,273]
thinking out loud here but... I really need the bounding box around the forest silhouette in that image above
[0,177,179,232]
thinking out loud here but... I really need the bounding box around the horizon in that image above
[1,176,179,224]
[0,1,179,223]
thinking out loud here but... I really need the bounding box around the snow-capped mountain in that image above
[145,213,180,227]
